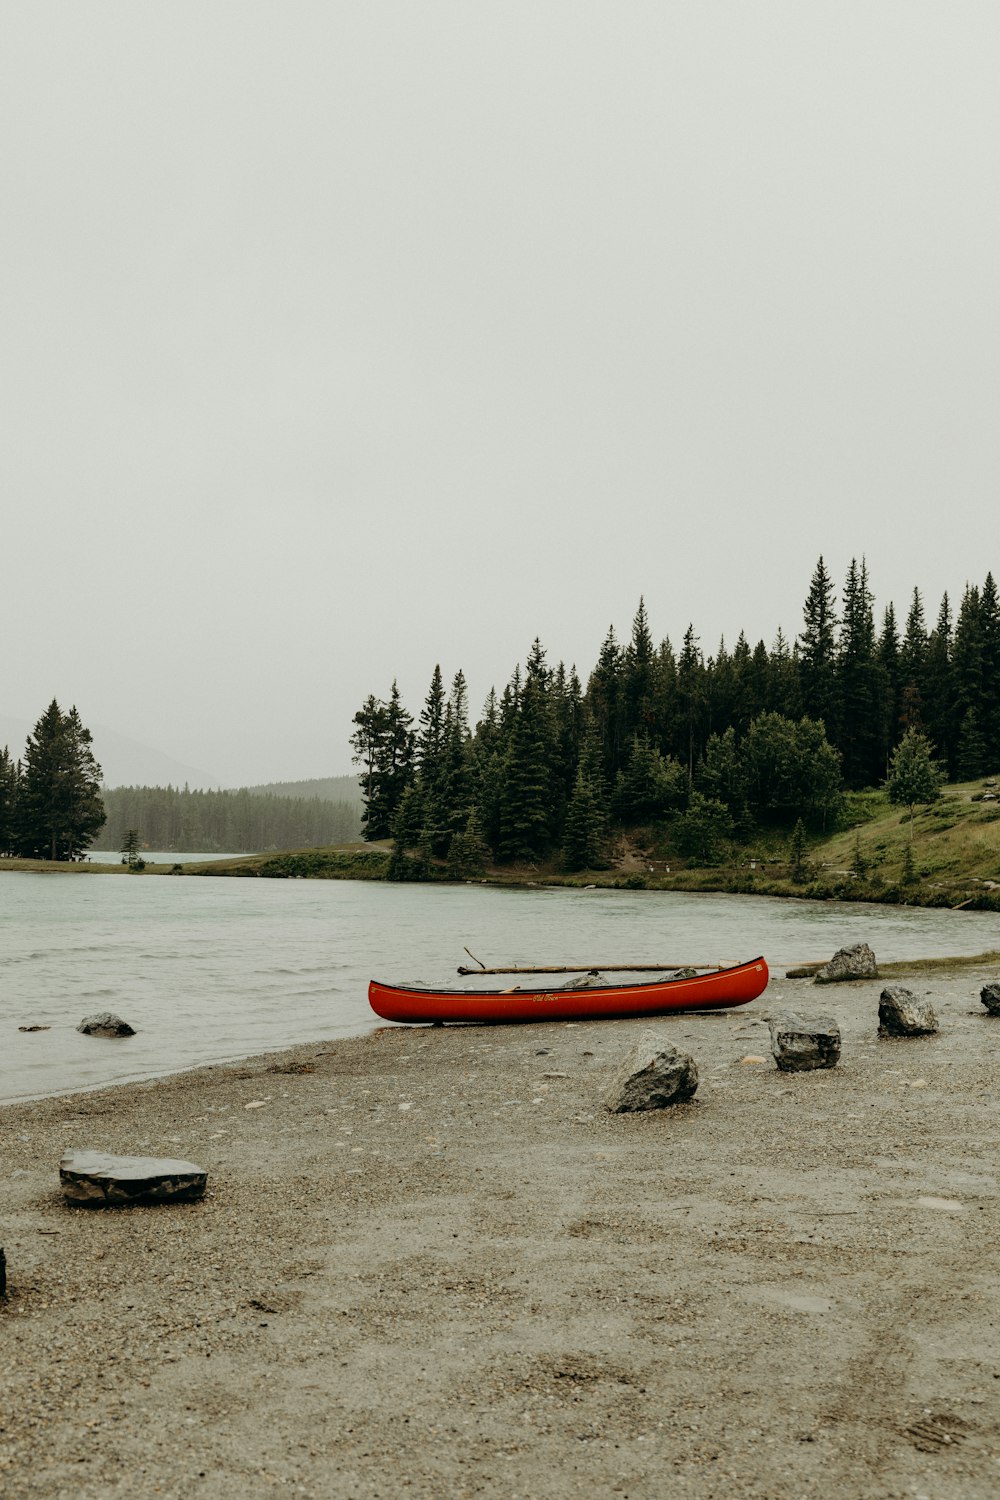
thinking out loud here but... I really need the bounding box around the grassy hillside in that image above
[801,776,1000,906]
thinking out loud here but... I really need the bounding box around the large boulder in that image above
[878,986,938,1037]
[60,1151,207,1207]
[767,1013,841,1071]
[814,944,878,984]
[76,1013,136,1037]
[979,983,1000,1016]
[603,1037,699,1112]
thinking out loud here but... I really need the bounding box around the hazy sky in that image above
[4,2,999,787]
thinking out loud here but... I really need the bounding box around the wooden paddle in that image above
[456,961,719,976]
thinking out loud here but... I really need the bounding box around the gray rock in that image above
[76,1013,136,1037]
[604,1037,698,1112]
[60,1151,207,1207]
[767,1013,841,1071]
[878,986,939,1036]
[555,972,605,990]
[980,983,1000,1016]
[814,943,878,984]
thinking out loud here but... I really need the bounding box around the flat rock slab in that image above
[814,944,878,984]
[60,1151,207,1207]
[77,1013,136,1037]
[980,983,1000,1016]
[604,1038,698,1112]
[768,1013,841,1071]
[879,986,939,1037]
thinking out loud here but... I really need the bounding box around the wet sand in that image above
[4,964,1000,1498]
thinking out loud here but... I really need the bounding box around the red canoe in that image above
[368,957,768,1025]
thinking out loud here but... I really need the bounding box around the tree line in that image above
[96,784,361,855]
[351,558,1000,875]
[0,700,105,859]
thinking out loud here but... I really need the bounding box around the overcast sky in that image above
[4,2,999,787]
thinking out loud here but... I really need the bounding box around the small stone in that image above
[60,1151,207,1207]
[767,1013,841,1071]
[603,1036,698,1112]
[814,944,878,984]
[879,986,938,1037]
[76,1013,136,1038]
[979,984,1000,1016]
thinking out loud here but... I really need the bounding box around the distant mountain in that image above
[0,715,220,790]
[243,774,363,804]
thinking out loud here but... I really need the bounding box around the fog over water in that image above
[4,874,997,1105]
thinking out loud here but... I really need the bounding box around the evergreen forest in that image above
[351,558,1000,878]
[95,784,361,855]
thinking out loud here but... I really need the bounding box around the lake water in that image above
[2,870,998,1105]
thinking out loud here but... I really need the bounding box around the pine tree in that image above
[770,627,800,719]
[499,664,555,861]
[550,662,583,830]
[952,585,987,778]
[585,626,625,784]
[439,670,473,848]
[876,602,901,777]
[416,665,451,855]
[612,737,686,823]
[676,624,704,779]
[0,747,19,856]
[899,588,928,734]
[447,807,492,879]
[923,593,956,774]
[696,727,749,831]
[980,572,1000,759]
[350,685,414,841]
[383,681,416,829]
[727,632,755,735]
[748,640,771,722]
[388,782,427,879]
[837,558,880,787]
[622,598,656,744]
[562,769,607,871]
[16,701,105,860]
[798,556,839,733]
[957,706,989,781]
[120,828,142,867]
[789,817,807,882]
[651,636,679,761]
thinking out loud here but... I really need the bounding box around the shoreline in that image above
[6,950,1000,1115]
[4,851,1000,913]
[5,964,1000,1497]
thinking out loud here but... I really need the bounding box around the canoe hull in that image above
[368,957,769,1025]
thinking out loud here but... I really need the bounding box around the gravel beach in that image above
[4,964,1000,1499]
